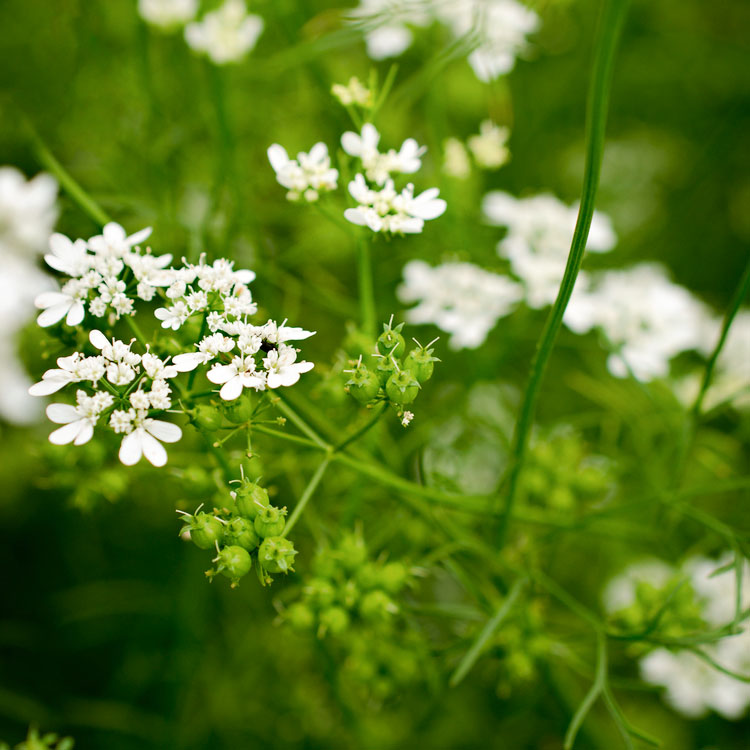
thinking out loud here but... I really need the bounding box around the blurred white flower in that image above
[483,190,616,309]
[467,120,510,169]
[267,142,339,202]
[602,559,675,615]
[138,0,198,30]
[398,259,523,349]
[184,0,263,64]
[344,174,446,234]
[442,137,471,179]
[565,264,714,381]
[349,0,432,60]
[331,77,373,107]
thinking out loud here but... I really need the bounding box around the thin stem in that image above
[496,0,630,546]
[273,396,331,450]
[449,577,527,687]
[564,630,607,750]
[283,457,331,536]
[691,254,750,417]
[357,236,377,338]
[124,315,148,348]
[334,403,387,451]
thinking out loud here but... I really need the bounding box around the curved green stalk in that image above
[496,0,630,546]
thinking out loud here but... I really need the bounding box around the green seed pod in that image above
[359,589,398,621]
[319,606,350,635]
[224,516,260,551]
[377,321,406,358]
[285,602,315,631]
[378,561,409,594]
[192,404,224,431]
[346,365,381,404]
[305,577,337,608]
[373,355,397,386]
[403,346,438,383]
[214,545,252,583]
[356,561,381,591]
[223,393,254,424]
[340,579,360,609]
[385,369,420,404]
[254,505,286,537]
[337,532,368,573]
[235,482,269,519]
[343,323,376,359]
[258,536,297,573]
[186,512,224,550]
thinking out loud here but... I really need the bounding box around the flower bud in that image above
[254,505,286,537]
[224,516,260,551]
[385,369,420,404]
[258,536,297,574]
[235,482,269,519]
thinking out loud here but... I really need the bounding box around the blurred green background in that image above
[1,0,749,748]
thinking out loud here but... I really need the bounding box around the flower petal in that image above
[37,304,69,327]
[49,421,82,445]
[140,431,168,467]
[119,431,143,466]
[73,421,94,446]
[219,377,244,401]
[147,420,182,443]
[207,364,235,384]
[46,403,79,423]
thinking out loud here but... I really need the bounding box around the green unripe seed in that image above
[224,516,260,551]
[385,370,420,404]
[340,579,360,608]
[305,577,337,608]
[337,532,368,572]
[319,606,350,635]
[356,562,381,591]
[258,536,297,573]
[377,328,406,358]
[235,482,269,519]
[403,348,435,383]
[188,512,224,550]
[254,505,286,537]
[378,561,409,594]
[223,393,254,424]
[346,366,381,403]
[216,545,252,581]
[285,602,315,631]
[373,356,397,386]
[192,404,224,431]
[359,590,398,621]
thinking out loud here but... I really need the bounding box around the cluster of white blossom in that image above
[267,143,339,203]
[30,330,182,467]
[349,0,539,82]
[184,0,263,64]
[565,264,716,381]
[443,119,511,178]
[483,190,617,309]
[268,122,446,235]
[34,222,171,328]
[0,167,59,424]
[138,0,198,30]
[398,259,522,349]
[605,554,750,720]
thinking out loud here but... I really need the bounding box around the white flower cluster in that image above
[565,264,716,381]
[0,167,58,424]
[350,0,539,82]
[34,222,171,328]
[398,259,523,349]
[30,330,182,467]
[267,143,339,202]
[605,554,750,720]
[138,0,198,30]
[153,255,315,398]
[483,190,617,309]
[342,124,446,234]
[184,0,263,64]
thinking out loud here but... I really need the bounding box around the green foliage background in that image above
[0,0,748,748]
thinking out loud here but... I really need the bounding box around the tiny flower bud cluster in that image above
[267,143,339,202]
[344,318,439,425]
[180,478,297,588]
[30,330,182,467]
[184,0,263,65]
[331,76,373,108]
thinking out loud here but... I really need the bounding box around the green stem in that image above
[691,254,750,417]
[29,129,110,227]
[564,630,607,750]
[274,397,331,450]
[124,315,148,348]
[334,403,387,451]
[449,577,527,687]
[357,236,377,338]
[283,457,331,536]
[496,0,629,546]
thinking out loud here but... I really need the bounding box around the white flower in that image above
[344,175,446,234]
[267,142,339,202]
[260,320,316,344]
[28,352,106,396]
[155,300,191,330]
[87,221,152,259]
[138,0,198,29]
[172,333,235,372]
[565,264,714,381]
[34,287,86,327]
[602,559,675,615]
[401,410,414,427]
[467,120,510,169]
[398,259,523,349]
[44,233,92,277]
[443,137,471,179]
[349,0,432,60]
[46,390,114,446]
[331,77,372,107]
[0,167,58,259]
[341,123,426,185]
[263,345,314,388]
[208,355,267,399]
[118,410,183,467]
[184,0,264,65]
